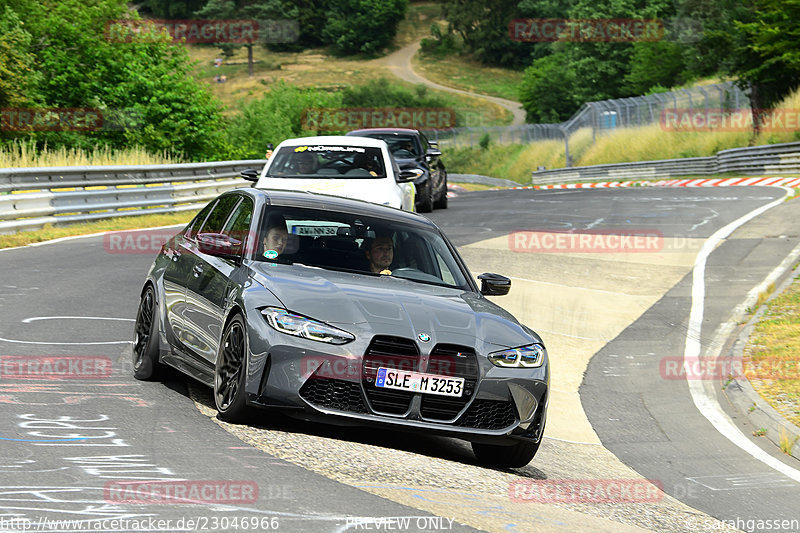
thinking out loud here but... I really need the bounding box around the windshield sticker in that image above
[294,146,308,152]
[263,250,279,259]
[311,145,366,153]
[291,225,338,236]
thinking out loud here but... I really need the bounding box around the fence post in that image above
[561,126,571,167]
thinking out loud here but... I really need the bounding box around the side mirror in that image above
[397,169,422,183]
[478,273,511,296]
[197,233,242,258]
[240,169,259,183]
[426,148,442,157]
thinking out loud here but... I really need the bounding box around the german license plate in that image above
[375,367,464,397]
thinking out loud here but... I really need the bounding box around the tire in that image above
[132,285,164,381]
[417,181,434,213]
[433,172,448,209]
[471,439,541,468]
[214,314,250,422]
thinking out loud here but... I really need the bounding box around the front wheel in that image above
[433,172,448,209]
[472,439,541,468]
[417,181,434,213]
[214,314,250,422]
[132,285,164,381]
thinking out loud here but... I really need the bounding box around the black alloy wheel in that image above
[214,314,250,422]
[417,180,434,213]
[132,285,163,380]
[433,171,448,209]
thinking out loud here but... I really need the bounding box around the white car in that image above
[240,136,416,211]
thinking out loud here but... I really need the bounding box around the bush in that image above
[341,77,448,108]
[420,23,458,58]
[224,82,342,160]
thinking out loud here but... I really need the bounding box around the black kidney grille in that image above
[299,378,367,413]
[363,336,419,415]
[457,399,517,430]
[420,345,478,421]
[425,344,479,377]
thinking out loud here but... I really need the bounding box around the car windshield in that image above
[267,145,386,178]
[255,205,469,289]
[360,134,419,158]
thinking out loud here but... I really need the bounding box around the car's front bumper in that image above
[243,327,548,445]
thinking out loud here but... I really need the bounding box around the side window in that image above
[198,195,240,235]
[186,200,217,240]
[419,133,430,152]
[221,197,254,246]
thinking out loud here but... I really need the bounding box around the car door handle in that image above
[193,263,204,277]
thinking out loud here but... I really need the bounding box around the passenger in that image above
[262,215,289,259]
[294,152,318,174]
[364,235,394,274]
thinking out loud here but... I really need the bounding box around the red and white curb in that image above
[520,176,800,190]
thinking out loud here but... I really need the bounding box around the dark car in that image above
[346,128,447,213]
[132,189,548,467]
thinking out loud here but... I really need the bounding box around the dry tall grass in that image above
[0,141,177,168]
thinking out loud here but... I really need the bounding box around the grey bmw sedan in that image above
[133,188,548,467]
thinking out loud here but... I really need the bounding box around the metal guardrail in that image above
[0,160,265,233]
[531,142,800,185]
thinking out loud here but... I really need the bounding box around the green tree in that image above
[0,7,40,108]
[139,0,208,18]
[519,52,579,122]
[321,0,408,55]
[4,0,225,159]
[624,41,685,94]
[441,0,536,68]
[732,0,800,110]
[195,0,298,75]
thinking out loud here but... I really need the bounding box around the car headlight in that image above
[488,344,546,368]
[261,307,355,345]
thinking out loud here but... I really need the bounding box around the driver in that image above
[364,235,393,274]
[353,153,380,176]
[262,215,289,259]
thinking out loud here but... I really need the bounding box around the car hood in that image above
[249,262,540,350]
[255,177,400,208]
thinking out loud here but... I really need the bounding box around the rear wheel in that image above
[214,314,250,422]
[472,439,541,468]
[132,285,164,381]
[417,181,434,213]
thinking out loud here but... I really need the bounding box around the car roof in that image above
[347,128,419,135]
[276,135,387,148]
[230,187,437,229]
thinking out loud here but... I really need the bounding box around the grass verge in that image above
[743,275,800,430]
[0,211,197,250]
[412,53,523,103]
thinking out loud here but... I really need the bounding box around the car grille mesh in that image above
[362,336,420,415]
[458,399,517,430]
[299,337,518,431]
[299,378,367,413]
[419,344,478,421]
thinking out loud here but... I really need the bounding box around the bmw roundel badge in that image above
[418,333,431,343]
